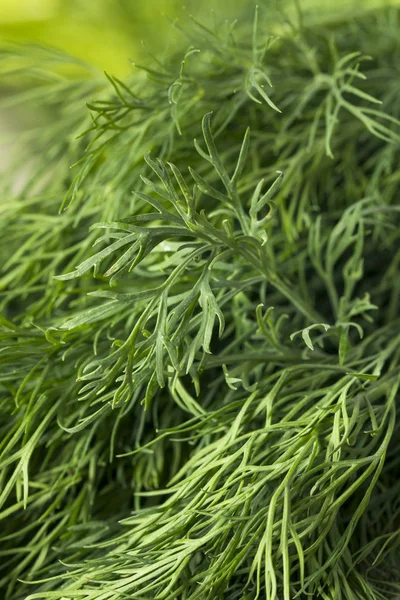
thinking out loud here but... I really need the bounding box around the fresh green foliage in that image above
[1,2,400,599]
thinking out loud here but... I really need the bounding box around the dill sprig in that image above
[1,3,400,599]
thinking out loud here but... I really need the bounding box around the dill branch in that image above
[1,3,400,600]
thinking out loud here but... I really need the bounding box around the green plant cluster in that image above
[1,3,400,599]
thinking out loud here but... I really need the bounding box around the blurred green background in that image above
[1,0,399,76]
[0,0,246,76]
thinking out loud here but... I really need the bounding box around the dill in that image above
[1,2,400,599]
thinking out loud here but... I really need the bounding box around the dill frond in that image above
[1,3,400,599]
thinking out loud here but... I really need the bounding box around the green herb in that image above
[1,3,400,599]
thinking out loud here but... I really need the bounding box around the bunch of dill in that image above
[1,2,400,599]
